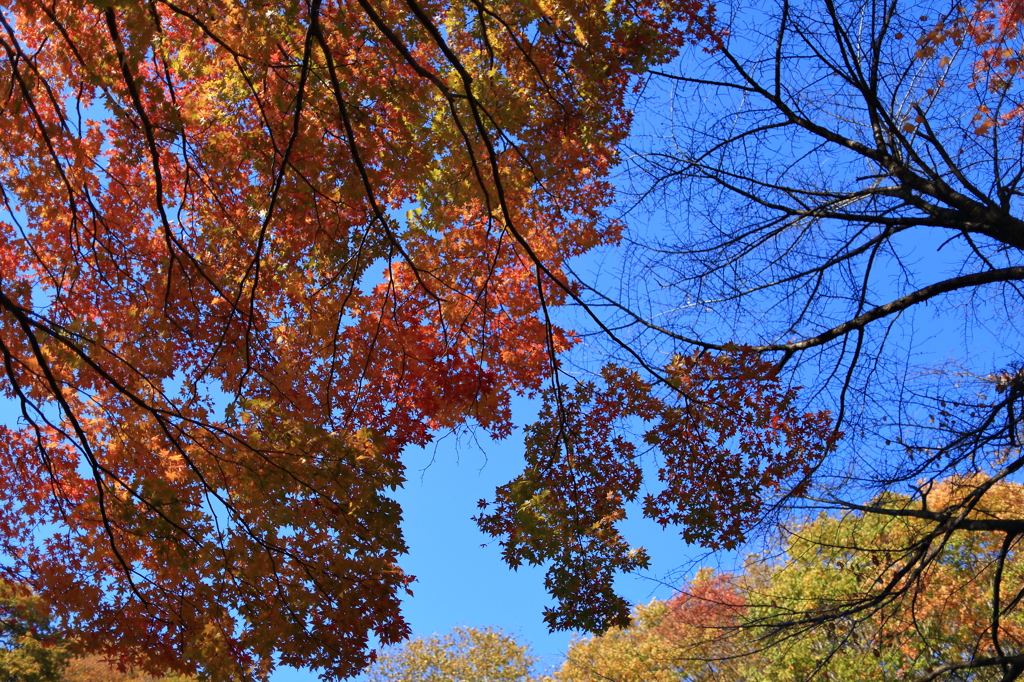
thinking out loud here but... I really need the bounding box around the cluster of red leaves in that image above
[916,0,1024,129]
[476,347,839,633]
[659,571,746,635]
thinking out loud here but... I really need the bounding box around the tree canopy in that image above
[0,0,715,677]
[4,0,1024,676]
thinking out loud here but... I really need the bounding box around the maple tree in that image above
[363,626,535,682]
[0,0,722,676]
[477,349,840,631]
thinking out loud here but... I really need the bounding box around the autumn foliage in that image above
[477,348,839,632]
[364,626,535,682]
[916,0,1024,128]
[9,0,1021,675]
[0,0,718,676]
[0,581,192,681]
[552,479,1024,682]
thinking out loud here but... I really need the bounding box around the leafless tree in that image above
[597,0,1024,677]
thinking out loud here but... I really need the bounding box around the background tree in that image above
[479,0,1024,676]
[738,478,1024,682]
[363,626,535,682]
[547,583,746,682]
[63,656,193,682]
[550,480,1024,682]
[0,581,192,682]
[0,0,718,676]
[0,582,69,682]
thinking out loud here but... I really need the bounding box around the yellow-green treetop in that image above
[551,479,1024,682]
[364,626,536,682]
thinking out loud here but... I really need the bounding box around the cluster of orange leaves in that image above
[916,0,1024,130]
